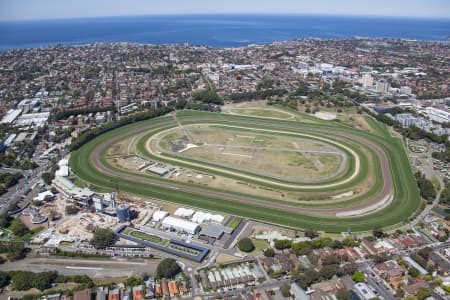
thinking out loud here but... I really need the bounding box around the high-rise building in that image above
[376,79,390,94]
[362,73,373,87]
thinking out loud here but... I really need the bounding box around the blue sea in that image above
[0,14,449,51]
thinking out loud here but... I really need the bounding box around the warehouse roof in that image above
[200,224,234,239]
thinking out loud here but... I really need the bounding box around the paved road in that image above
[0,257,158,278]
[87,114,394,216]
[0,160,50,215]
[358,261,396,300]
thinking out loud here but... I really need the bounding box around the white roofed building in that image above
[191,211,224,224]
[55,166,69,177]
[162,216,200,235]
[152,210,169,222]
[1,109,22,124]
[174,207,195,218]
[425,107,450,124]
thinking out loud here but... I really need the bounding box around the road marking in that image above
[65,266,104,270]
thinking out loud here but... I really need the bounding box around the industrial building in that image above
[200,224,234,239]
[162,216,200,235]
[14,131,38,143]
[0,109,22,124]
[15,111,51,127]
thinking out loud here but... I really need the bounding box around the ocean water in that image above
[0,14,449,51]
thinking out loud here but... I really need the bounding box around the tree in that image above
[9,219,29,236]
[336,289,350,300]
[292,241,313,256]
[238,237,255,252]
[440,186,450,205]
[0,241,26,260]
[342,237,358,247]
[0,213,10,228]
[156,258,181,278]
[342,263,358,275]
[415,171,436,203]
[296,268,320,289]
[41,172,53,185]
[320,265,339,280]
[352,271,365,282]
[49,210,58,221]
[65,205,80,215]
[416,288,432,300]
[191,89,223,105]
[92,228,115,249]
[123,276,143,287]
[0,271,10,288]
[304,228,319,239]
[274,239,292,250]
[263,248,275,257]
[408,267,420,278]
[10,271,57,291]
[372,226,384,239]
[322,254,340,266]
[280,284,291,297]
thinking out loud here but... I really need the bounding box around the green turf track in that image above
[70,110,421,232]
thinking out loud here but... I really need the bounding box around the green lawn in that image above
[128,230,168,245]
[239,239,269,255]
[228,218,241,229]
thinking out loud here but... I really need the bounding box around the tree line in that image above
[69,106,173,151]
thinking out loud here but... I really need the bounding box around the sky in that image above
[0,0,449,21]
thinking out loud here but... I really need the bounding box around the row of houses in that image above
[198,261,264,291]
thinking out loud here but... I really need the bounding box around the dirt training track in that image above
[89,116,393,217]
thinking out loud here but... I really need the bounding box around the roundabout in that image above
[70,110,421,232]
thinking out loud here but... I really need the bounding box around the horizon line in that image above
[2,12,450,23]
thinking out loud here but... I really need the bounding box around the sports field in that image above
[70,109,421,232]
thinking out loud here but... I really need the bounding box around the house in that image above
[375,260,406,282]
[132,285,144,300]
[108,289,119,300]
[161,279,169,296]
[168,281,179,297]
[312,247,334,265]
[345,247,359,261]
[404,280,430,296]
[310,277,345,300]
[361,239,382,255]
[429,252,450,275]
[290,282,310,300]
[73,289,91,300]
